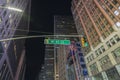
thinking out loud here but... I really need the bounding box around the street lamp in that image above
[0,6,23,12]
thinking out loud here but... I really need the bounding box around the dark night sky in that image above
[25,0,72,80]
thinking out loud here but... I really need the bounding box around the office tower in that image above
[44,45,54,80]
[0,0,31,80]
[71,0,120,80]
[54,15,78,80]
[36,65,45,80]
[36,45,54,80]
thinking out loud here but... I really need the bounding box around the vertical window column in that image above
[94,0,118,31]
[83,1,104,43]
[78,15,93,50]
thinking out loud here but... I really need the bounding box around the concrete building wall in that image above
[71,0,120,79]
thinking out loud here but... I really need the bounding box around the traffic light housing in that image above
[81,37,88,47]
[81,37,85,47]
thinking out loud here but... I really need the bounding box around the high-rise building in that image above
[44,45,54,80]
[36,45,54,80]
[36,64,45,80]
[71,0,120,80]
[54,15,78,80]
[0,0,31,80]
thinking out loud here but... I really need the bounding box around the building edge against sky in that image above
[54,15,80,80]
[36,45,54,80]
[71,0,120,80]
[0,0,31,80]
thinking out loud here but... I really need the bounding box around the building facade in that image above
[36,64,45,80]
[43,45,54,80]
[36,45,54,80]
[0,0,31,80]
[71,0,120,80]
[54,15,78,80]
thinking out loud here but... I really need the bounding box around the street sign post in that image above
[44,39,70,45]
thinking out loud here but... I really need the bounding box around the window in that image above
[114,35,120,42]
[0,17,2,23]
[106,41,112,48]
[5,19,8,25]
[106,67,120,80]
[115,22,120,28]
[11,0,15,3]
[110,38,116,45]
[3,41,7,48]
[114,10,119,16]
[113,47,120,57]
[99,55,110,65]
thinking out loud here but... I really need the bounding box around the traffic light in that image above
[81,37,88,47]
[84,37,88,47]
[81,37,85,47]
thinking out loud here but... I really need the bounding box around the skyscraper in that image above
[0,0,31,80]
[54,15,78,80]
[36,64,45,80]
[44,45,54,80]
[71,0,120,80]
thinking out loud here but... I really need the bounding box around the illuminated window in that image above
[115,22,120,28]
[112,0,117,5]
[98,48,102,54]
[104,20,108,25]
[114,10,119,16]
[95,50,99,57]
[99,55,110,65]
[119,6,120,10]
[9,14,12,18]
[110,15,115,19]
[91,54,94,59]
[89,63,98,73]
[0,42,3,53]
[101,46,105,52]
[3,11,7,17]
[109,27,114,33]
[109,4,113,9]
[105,31,110,36]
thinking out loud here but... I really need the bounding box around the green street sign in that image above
[44,39,70,45]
